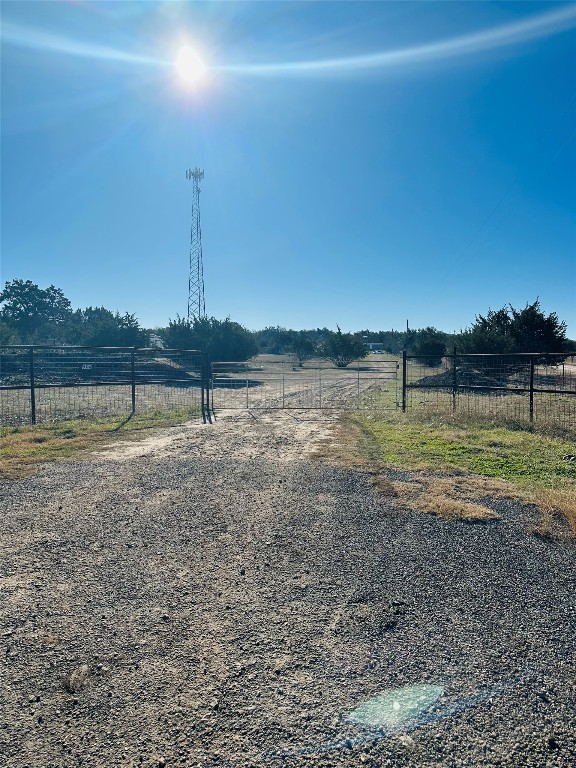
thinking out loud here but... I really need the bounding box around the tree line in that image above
[1,279,571,366]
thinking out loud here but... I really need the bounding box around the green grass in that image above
[0,408,200,478]
[351,411,576,533]
[356,416,575,484]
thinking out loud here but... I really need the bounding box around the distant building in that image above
[364,342,384,352]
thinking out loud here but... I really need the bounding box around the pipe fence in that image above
[210,358,399,410]
[2,346,574,432]
[0,346,209,426]
[401,350,576,430]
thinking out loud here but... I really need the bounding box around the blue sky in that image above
[1,1,575,336]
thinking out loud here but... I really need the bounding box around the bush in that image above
[321,326,367,368]
[290,331,316,367]
[412,327,447,366]
[458,301,568,356]
[162,316,257,363]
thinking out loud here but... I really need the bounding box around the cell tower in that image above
[186,167,206,323]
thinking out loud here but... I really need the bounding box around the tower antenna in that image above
[186,167,206,323]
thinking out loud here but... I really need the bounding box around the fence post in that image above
[401,350,407,412]
[529,356,535,422]
[200,357,207,423]
[29,346,36,425]
[452,347,457,413]
[282,371,285,408]
[130,348,136,415]
[210,363,214,414]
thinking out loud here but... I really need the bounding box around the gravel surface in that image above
[1,410,575,768]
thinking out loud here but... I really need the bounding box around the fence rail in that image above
[0,345,209,426]
[401,350,576,429]
[210,359,399,410]
[2,347,574,430]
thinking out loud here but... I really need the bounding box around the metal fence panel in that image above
[210,359,399,411]
[0,346,208,426]
[403,351,576,429]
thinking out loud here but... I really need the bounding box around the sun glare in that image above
[175,46,207,84]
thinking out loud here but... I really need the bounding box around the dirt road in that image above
[1,411,575,767]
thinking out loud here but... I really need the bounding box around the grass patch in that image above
[318,412,576,533]
[0,409,199,479]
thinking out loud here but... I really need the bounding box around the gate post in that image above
[452,347,457,413]
[29,346,36,425]
[200,357,206,423]
[401,350,407,412]
[529,356,535,422]
[130,348,136,415]
[210,365,214,414]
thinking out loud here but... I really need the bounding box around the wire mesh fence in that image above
[0,346,208,426]
[3,346,574,431]
[210,358,399,411]
[402,352,576,430]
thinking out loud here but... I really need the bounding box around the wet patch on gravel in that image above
[1,411,575,767]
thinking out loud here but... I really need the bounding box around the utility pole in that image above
[186,168,206,323]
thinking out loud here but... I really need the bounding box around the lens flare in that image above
[217,5,576,77]
[175,46,207,84]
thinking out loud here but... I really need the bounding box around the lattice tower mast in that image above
[186,168,206,323]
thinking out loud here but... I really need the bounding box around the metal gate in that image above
[210,359,399,411]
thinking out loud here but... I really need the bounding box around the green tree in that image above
[0,318,20,345]
[253,326,295,354]
[509,300,568,353]
[321,326,367,368]
[161,315,194,349]
[290,331,316,367]
[65,307,147,346]
[0,279,72,342]
[459,301,567,355]
[162,316,257,362]
[412,327,447,366]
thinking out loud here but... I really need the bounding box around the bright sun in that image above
[175,46,207,84]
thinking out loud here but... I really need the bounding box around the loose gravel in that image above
[1,410,575,768]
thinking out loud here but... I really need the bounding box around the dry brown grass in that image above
[314,420,502,521]
[531,486,576,536]
[314,416,575,529]
[0,411,196,480]
[376,473,504,522]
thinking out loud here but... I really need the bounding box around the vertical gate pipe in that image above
[130,348,136,415]
[211,368,214,414]
[452,347,457,412]
[529,357,535,422]
[401,351,407,412]
[200,359,206,423]
[29,346,36,425]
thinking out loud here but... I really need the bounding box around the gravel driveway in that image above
[1,410,575,767]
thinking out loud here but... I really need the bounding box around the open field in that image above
[2,409,576,767]
[211,356,399,411]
